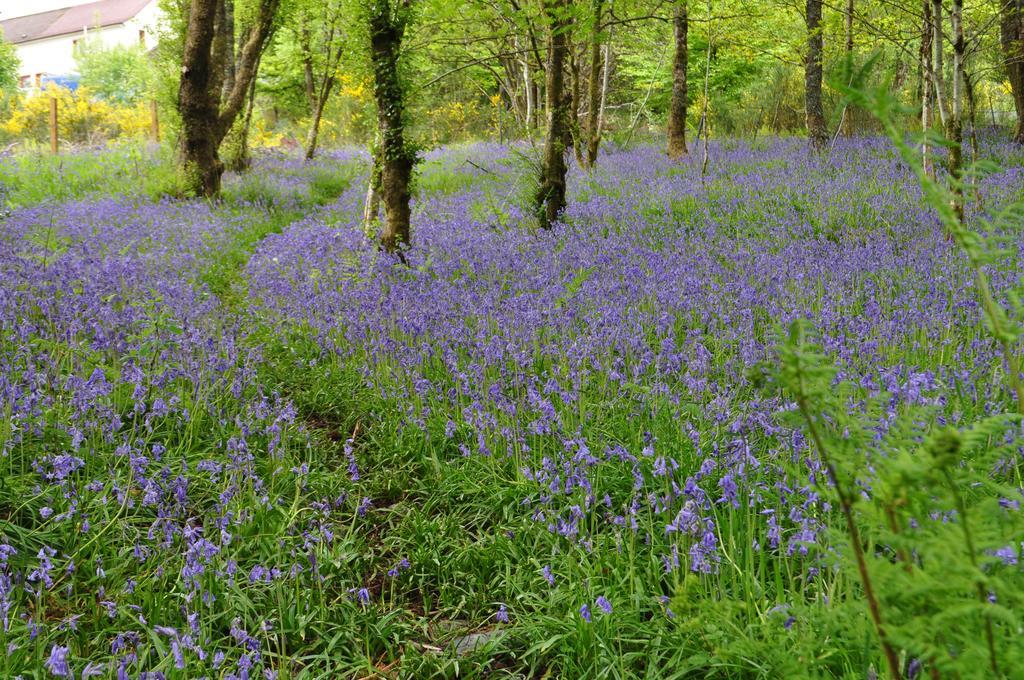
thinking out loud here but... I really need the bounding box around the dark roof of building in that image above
[0,0,153,45]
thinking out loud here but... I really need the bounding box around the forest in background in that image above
[1,0,1023,154]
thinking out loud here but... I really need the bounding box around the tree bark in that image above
[369,0,416,252]
[667,0,689,158]
[569,36,585,165]
[700,0,712,178]
[1001,0,1024,143]
[584,0,604,167]
[363,149,382,234]
[922,0,934,177]
[804,0,827,150]
[928,0,947,129]
[523,55,535,132]
[303,21,345,161]
[597,32,612,144]
[301,24,317,108]
[535,0,571,230]
[948,0,964,223]
[178,0,280,197]
[305,78,334,160]
[841,0,854,135]
[224,60,259,172]
[222,0,236,98]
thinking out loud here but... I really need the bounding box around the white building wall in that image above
[14,25,145,82]
[5,0,164,84]
[124,0,162,43]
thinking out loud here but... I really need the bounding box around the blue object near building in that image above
[40,74,80,92]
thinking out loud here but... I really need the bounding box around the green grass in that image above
[4,139,1023,678]
[0,144,187,207]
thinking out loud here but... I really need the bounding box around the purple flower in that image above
[81,661,105,677]
[495,604,509,623]
[579,604,591,623]
[46,644,71,677]
[595,596,612,615]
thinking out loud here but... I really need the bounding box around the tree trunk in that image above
[597,32,612,143]
[931,0,944,108]
[224,65,259,172]
[948,0,964,223]
[532,80,541,129]
[363,149,382,235]
[177,0,280,197]
[964,68,980,169]
[369,0,415,252]
[667,0,689,158]
[1001,0,1024,143]
[584,0,604,167]
[804,0,827,150]
[301,25,317,108]
[922,0,934,177]
[841,0,854,135]
[179,0,225,196]
[222,0,236,98]
[929,0,947,128]
[700,0,712,178]
[535,0,571,230]
[305,78,334,160]
[523,57,534,132]
[569,37,585,166]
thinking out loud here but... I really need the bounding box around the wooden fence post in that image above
[150,99,160,143]
[49,97,58,153]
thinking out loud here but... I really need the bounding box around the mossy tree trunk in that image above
[804,0,827,151]
[535,0,571,230]
[1001,0,1024,143]
[369,0,416,252]
[666,0,688,159]
[583,0,604,167]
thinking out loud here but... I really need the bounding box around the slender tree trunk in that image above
[584,0,605,167]
[223,0,236,97]
[948,0,964,223]
[597,29,612,141]
[535,0,571,229]
[964,68,979,168]
[700,0,712,178]
[922,0,934,178]
[362,149,382,234]
[569,37,585,166]
[805,0,827,150]
[305,78,334,160]
[930,0,947,128]
[667,0,689,158]
[1001,0,1024,143]
[305,33,346,161]
[523,57,535,132]
[841,0,854,135]
[369,0,415,252]
[224,63,259,172]
[301,25,317,108]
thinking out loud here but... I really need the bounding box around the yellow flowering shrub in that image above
[425,100,481,144]
[250,115,285,149]
[1,84,154,145]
